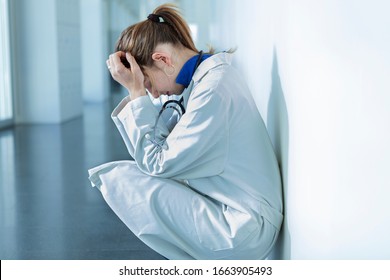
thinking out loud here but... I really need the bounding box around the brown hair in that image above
[115,3,198,67]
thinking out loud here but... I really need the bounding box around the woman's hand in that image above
[106,52,146,99]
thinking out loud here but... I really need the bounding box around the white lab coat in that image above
[88,52,283,260]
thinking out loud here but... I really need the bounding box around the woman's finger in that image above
[111,52,123,70]
[126,53,142,73]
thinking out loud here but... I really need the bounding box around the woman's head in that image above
[115,3,198,68]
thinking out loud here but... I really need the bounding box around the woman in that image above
[88,4,283,260]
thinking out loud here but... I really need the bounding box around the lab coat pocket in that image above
[192,198,259,252]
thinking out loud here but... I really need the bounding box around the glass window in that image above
[0,0,13,128]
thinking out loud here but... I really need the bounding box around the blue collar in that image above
[176,52,212,88]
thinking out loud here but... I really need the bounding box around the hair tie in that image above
[147,14,165,23]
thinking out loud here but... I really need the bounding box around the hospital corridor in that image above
[1,0,390,260]
[0,94,166,259]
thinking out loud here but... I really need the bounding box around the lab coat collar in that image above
[192,52,233,83]
[178,52,233,110]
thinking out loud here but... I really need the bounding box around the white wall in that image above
[10,0,82,124]
[57,0,83,120]
[200,0,390,259]
[81,0,110,102]
[277,0,390,259]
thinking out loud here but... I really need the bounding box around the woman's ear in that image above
[152,52,172,67]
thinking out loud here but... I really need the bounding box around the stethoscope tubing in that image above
[150,50,205,149]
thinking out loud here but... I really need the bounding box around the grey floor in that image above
[0,94,165,260]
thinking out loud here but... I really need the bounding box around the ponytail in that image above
[115,3,198,67]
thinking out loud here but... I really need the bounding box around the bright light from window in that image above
[0,0,13,125]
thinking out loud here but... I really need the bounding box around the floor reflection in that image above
[0,94,164,260]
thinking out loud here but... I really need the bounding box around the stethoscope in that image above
[150,51,204,149]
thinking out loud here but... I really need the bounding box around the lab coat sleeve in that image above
[111,95,169,159]
[112,87,229,179]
